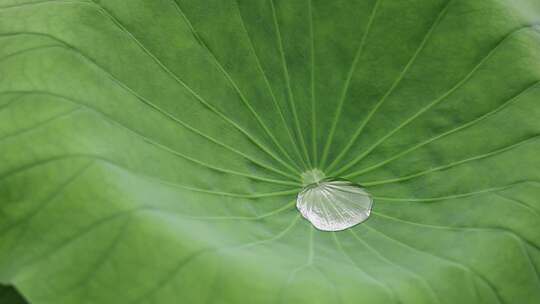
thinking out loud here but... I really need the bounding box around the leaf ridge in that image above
[348,229,442,304]
[332,24,538,176]
[362,134,540,186]
[364,223,503,304]
[86,0,301,176]
[324,1,453,173]
[232,0,310,171]
[0,35,298,180]
[319,0,380,168]
[347,81,540,178]
[269,0,313,168]
[170,0,303,174]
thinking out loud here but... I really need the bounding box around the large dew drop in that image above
[297,170,373,232]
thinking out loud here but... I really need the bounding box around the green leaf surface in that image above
[0,284,28,304]
[1,0,539,303]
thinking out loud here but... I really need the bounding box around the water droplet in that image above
[297,171,373,231]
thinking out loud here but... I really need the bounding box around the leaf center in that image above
[301,169,326,186]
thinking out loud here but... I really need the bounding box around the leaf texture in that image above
[0,0,539,303]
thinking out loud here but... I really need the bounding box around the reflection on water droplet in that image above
[297,173,373,232]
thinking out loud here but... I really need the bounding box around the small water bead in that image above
[297,170,373,232]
